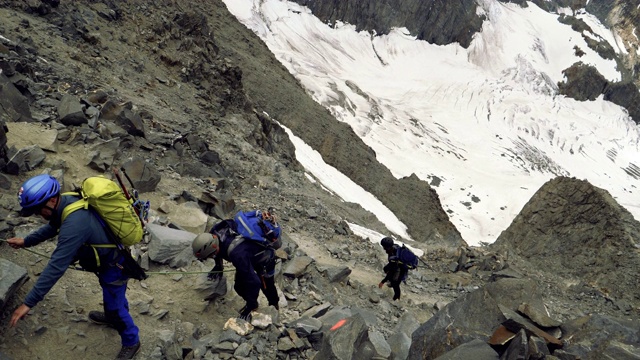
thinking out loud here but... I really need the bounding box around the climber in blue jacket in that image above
[7,174,140,360]
[192,214,281,322]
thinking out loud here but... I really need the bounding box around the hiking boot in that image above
[116,342,140,360]
[88,311,114,327]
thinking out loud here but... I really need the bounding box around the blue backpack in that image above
[234,210,282,249]
[396,245,419,270]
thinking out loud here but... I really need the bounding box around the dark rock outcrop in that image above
[290,0,484,48]
[557,62,608,101]
[409,278,640,359]
[604,81,640,123]
[558,62,640,123]
[491,176,640,304]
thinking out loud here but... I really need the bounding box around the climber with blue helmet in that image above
[16,173,61,217]
[7,174,141,359]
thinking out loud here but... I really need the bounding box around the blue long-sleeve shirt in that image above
[210,220,276,309]
[23,195,115,308]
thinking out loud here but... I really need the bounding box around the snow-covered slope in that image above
[223,0,640,246]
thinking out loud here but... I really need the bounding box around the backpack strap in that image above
[226,235,245,257]
[61,196,117,269]
[61,195,89,223]
[86,243,117,268]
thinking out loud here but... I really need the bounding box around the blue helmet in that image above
[18,174,60,215]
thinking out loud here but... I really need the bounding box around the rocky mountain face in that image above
[0,1,638,360]
[491,176,640,306]
[289,0,484,48]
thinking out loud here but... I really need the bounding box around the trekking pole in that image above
[119,166,150,223]
[113,167,147,227]
[112,167,132,200]
[120,166,137,191]
[145,269,236,275]
[417,257,431,269]
[1,240,235,275]
[1,239,51,258]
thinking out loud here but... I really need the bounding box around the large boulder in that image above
[0,73,31,123]
[0,258,29,312]
[121,157,161,193]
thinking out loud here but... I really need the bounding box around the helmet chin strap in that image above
[41,194,60,214]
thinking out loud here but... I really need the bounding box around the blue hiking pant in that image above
[97,261,139,346]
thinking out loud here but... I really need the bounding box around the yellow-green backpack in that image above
[61,176,144,246]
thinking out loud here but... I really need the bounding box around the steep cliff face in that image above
[586,1,640,85]
[289,0,484,48]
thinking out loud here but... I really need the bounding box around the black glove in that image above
[207,264,223,281]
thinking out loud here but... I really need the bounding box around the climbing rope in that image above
[1,238,235,275]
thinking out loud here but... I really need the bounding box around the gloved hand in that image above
[207,264,223,281]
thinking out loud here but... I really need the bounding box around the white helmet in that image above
[192,233,219,260]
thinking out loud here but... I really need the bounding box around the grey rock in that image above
[157,329,181,360]
[491,177,640,304]
[283,256,313,278]
[500,329,527,360]
[517,302,561,328]
[277,336,297,352]
[146,224,196,265]
[289,317,323,338]
[0,72,32,123]
[317,313,368,360]
[289,0,482,47]
[408,281,512,359]
[6,145,46,175]
[433,339,498,360]
[560,314,640,359]
[0,259,29,311]
[389,312,421,360]
[85,139,120,172]
[323,265,351,283]
[300,302,333,320]
[169,245,197,268]
[359,330,391,360]
[234,342,252,357]
[57,94,87,126]
[121,157,161,193]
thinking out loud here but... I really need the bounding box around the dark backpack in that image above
[396,245,419,270]
[234,210,282,249]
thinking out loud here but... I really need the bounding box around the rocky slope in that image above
[0,1,638,360]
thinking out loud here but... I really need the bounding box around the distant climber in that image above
[192,209,282,321]
[378,236,418,301]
